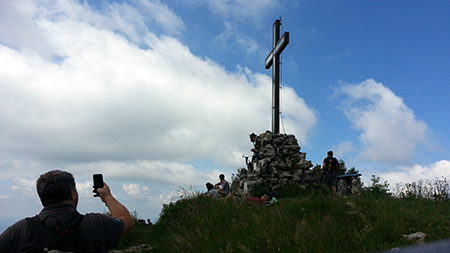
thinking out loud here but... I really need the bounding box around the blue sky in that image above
[0,0,449,232]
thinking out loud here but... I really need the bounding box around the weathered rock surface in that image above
[233,131,320,195]
[233,131,362,197]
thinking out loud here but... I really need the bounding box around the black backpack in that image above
[22,211,102,253]
[325,157,339,173]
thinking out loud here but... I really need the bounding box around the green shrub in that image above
[395,177,450,201]
[362,175,391,198]
[115,212,152,249]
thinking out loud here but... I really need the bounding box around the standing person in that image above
[322,151,341,194]
[214,174,230,195]
[0,170,134,252]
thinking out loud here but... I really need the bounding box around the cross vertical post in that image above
[265,19,289,134]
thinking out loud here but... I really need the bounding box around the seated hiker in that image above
[0,170,134,252]
[206,182,220,199]
[245,195,271,205]
[214,174,230,196]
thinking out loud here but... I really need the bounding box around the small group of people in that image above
[138,218,153,227]
[207,150,341,200]
[0,170,135,252]
[205,174,230,198]
[205,173,279,207]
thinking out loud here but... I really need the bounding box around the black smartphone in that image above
[93,174,103,193]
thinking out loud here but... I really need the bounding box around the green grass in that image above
[115,184,450,253]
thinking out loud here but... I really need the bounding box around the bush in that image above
[363,175,390,198]
[115,211,152,249]
[395,177,450,201]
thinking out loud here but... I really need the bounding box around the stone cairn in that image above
[231,131,322,196]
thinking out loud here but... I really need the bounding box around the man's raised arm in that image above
[96,183,135,235]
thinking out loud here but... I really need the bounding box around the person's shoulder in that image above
[5,216,33,233]
[78,213,125,249]
[84,212,119,219]
[0,217,32,250]
[81,213,125,234]
[83,213,124,224]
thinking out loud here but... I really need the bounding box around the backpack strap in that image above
[26,215,41,236]
[24,211,87,252]
[24,211,103,252]
[57,210,84,234]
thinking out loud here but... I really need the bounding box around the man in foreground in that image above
[0,170,134,252]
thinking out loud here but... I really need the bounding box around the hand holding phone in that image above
[93,174,103,193]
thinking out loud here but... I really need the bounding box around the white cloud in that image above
[336,79,428,165]
[380,160,450,191]
[213,22,260,57]
[11,177,36,188]
[0,1,49,54]
[135,0,185,35]
[0,0,184,58]
[0,0,317,227]
[123,183,150,198]
[76,181,96,200]
[0,4,317,166]
[205,0,276,21]
[9,177,36,199]
[332,141,355,158]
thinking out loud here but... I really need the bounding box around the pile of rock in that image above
[338,176,363,196]
[231,131,321,195]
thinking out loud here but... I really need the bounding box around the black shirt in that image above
[323,156,339,173]
[0,204,124,252]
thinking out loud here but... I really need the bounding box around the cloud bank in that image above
[0,0,316,226]
[0,0,317,167]
[336,79,428,165]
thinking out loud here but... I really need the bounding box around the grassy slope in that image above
[116,185,450,253]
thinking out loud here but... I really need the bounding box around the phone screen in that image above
[93,174,103,193]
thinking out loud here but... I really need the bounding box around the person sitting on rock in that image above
[214,174,230,196]
[205,182,220,199]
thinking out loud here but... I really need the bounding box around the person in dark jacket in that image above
[0,170,134,252]
[322,151,341,194]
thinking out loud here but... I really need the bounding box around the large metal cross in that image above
[265,19,289,134]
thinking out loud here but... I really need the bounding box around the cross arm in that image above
[265,32,290,69]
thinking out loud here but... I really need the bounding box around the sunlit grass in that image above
[115,178,450,253]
